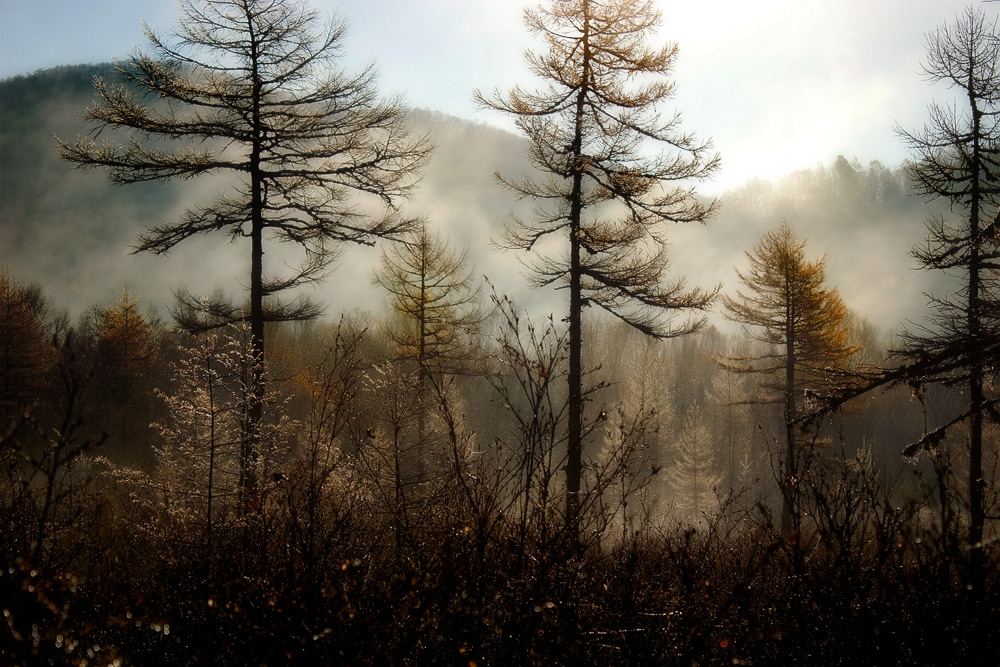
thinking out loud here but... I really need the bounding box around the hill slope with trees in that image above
[3,65,944,335]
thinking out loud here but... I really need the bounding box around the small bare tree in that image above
[374,222,488,444]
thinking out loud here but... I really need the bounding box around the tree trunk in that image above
[565,4,591,532]
[782,296,798,543]
[244,12,264,513]
[206,351,217,573]
[417,258,428,479]
[966,77,985,591]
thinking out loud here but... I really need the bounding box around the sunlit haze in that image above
[1,4,995,659]
[1,0,995,337]
[0,0,985,194]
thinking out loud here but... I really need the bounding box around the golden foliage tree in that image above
[0,270,55,428]
[87,288,161,451]
[93,288,159,376]
[721,222,856,535]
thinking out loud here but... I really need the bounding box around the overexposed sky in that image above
[1,0,990,193]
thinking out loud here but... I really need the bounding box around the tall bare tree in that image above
[58,0,430,501]
[896,6,1000,584]
[476,0,719,529]
[721,222,856,538]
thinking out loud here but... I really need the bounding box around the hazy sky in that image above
[1,0,990,194]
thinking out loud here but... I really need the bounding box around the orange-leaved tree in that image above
[721,222,856,539]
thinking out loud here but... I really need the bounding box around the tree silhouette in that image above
[58,0,429,501]
[721,222,856,536]
[476,0,719,529]
[896,6,1000,586]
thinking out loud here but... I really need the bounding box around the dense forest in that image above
[2,1,998,666]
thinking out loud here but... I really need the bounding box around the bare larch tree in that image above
[58,0,430,503]
[373,220,487,444]
[896,6,1000,588]
[374,221,486,381]
[476,0,719,530]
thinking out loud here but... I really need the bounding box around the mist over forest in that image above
[1,2,996,663]
[2,64,946,335]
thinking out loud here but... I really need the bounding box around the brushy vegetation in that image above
[2,275,996,666]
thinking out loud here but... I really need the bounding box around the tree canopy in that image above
[59,0,429,324]
[722,222,856,395]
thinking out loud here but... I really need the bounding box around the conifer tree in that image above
[91,289,160,425]
[374,221,486,448]
[151,330,247,544]
[477,0,719,529]
[373,221,486,380]
[0,270,55,428]
[721,222,856,535]
[58,0,429,500]
[667,405,720,522]
[896,6,1000,584]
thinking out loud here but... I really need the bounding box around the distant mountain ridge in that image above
[2,65,942,336]
[0,64,539,322]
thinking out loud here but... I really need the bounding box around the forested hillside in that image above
[2,65,946,333]
[0,65,540,320]
[1,64,958,490]
[1,11,995,665]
